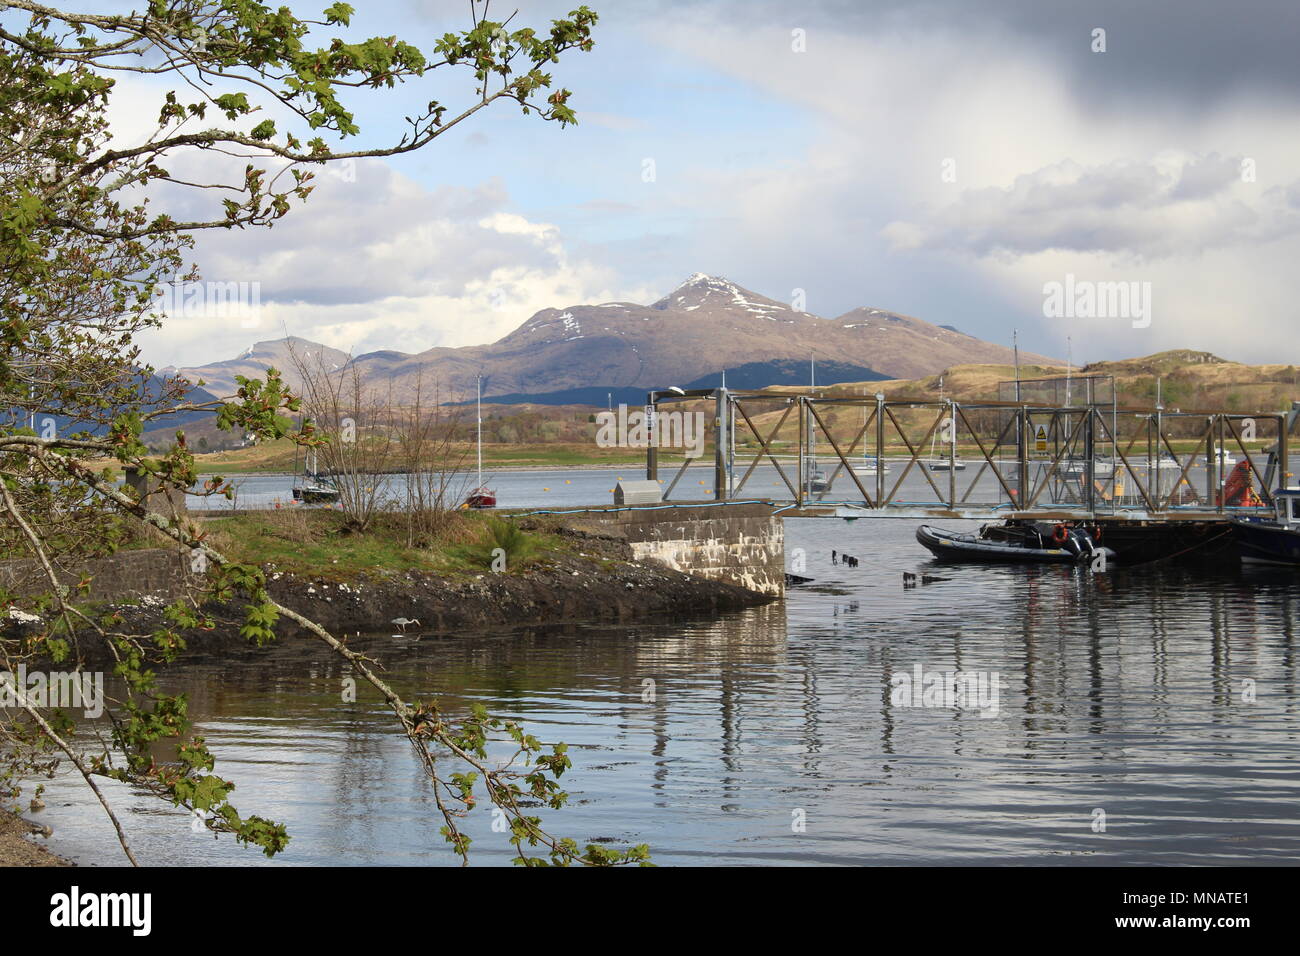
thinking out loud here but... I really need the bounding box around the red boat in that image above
[464,486,496,509]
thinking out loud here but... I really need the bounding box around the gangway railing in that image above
[643,386,1289,520]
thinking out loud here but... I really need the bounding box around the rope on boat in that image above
[1119,527,1236,568]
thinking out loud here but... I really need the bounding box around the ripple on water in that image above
[29,517,1300,865]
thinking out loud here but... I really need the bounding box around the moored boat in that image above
[921,458,967,472]
[1232,489,1300,565]
[464,485,497,509]
[462,375,497,510]
[292,474,340,504]
[916,522,1116,565]
[851,461,891,476]
[1061,457,1116,478]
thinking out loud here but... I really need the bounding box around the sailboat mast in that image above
[1013,330,1021,399]
[810,354,816,458]
[1066,335,1073,406]
[476,374,483,486]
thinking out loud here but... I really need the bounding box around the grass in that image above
[196,508,565,580]
[445,517,542,570]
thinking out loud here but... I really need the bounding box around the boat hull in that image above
[1232,519,1300,565]
[916,525,1115,565]
[292,486,339,504]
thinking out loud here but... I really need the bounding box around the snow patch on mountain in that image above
[658,273,792,318]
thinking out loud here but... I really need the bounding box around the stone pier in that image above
[564,503,786,597]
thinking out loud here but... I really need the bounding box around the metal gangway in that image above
[644,377,1295,520]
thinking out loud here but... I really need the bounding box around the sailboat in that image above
[921,378,966,471]
[851,388,890,477]
[851,458,890,477]
[806,356,831,495]
[291,433,340,503]
[463,375,497,509]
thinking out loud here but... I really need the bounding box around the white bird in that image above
[391,617,421,633]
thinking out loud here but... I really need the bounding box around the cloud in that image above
[881,154,1300,259]
[126,1,1300,370]
[646,0,1300,111]
[617,5,1300,364]
[138,158,652,367]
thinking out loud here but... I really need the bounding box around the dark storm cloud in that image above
[634,0,1300,109]
[884,154,1300,258]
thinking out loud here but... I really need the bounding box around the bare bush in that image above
[289,343,397,531]
[394,371,476,547]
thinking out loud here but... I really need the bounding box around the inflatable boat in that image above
[916,522,1117,565]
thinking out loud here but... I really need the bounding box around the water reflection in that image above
[29,519,1300,866]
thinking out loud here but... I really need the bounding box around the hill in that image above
[167,273,1059,402]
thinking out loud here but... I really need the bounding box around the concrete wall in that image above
[0,549,190,603]
[566,504,786,597]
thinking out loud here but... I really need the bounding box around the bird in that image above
[902,572,917,587]
[391,617,421,633]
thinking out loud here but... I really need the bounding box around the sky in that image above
[118,0,1300,370]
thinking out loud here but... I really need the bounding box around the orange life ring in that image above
[1091,523,1102,542]
[1052,523,1068,545]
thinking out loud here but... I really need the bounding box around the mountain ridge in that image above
[167,274,1061,401]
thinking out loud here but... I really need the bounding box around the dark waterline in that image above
[29,518,1300,866]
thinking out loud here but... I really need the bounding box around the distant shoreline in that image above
[195,461,690,478]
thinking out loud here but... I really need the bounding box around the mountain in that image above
[161,336,351,399]
[26,373,220,440]
[169,274,1059,403]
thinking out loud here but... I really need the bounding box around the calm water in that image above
[195,463,784,511]
[197,456,1300,513]
[29,518,1300,866]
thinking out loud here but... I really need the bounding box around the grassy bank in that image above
[197,508,570,581]
[101,506,772,642]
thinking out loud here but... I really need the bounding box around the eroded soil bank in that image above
[0,811,69,867]
[112,525,773,645]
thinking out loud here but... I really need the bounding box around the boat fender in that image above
[1091,523,1103,542]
